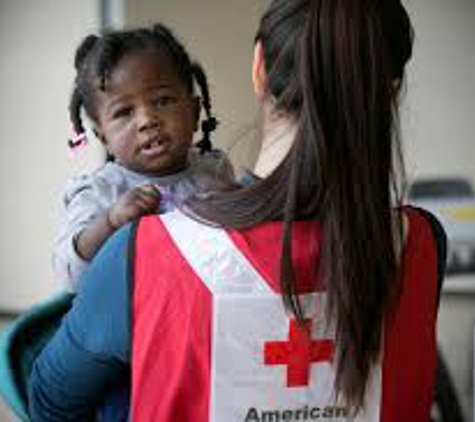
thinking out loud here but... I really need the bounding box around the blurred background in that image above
[0,0,474,420]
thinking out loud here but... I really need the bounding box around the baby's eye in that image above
[113,107,133,119]
[154,96,177,109]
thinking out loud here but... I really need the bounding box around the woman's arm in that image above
[29,224,133,421]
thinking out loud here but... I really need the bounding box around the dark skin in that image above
[75,49,199,261]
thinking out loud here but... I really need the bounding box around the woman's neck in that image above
[253,104,296,178]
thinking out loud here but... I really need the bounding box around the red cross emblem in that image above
[264,319,334,387]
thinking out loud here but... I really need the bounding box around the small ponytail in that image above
[192,62,218,154]
[74,34,99,70]
[68,87,86,148]
[68,34,99,148]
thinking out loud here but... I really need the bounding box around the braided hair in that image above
[69,23,217,154]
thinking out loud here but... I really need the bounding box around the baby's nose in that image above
[137,106,160,131]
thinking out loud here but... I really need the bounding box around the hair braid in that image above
[74,35,99,70]
[68,88,85,147]
[97,34,118,91]
[68,35,99,145]
[192,62,218,154]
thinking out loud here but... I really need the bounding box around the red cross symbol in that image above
[264,319,334,387]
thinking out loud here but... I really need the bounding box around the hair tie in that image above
[201,117,218,133]
[68,124,89,157]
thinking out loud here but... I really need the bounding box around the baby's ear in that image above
[252,40,267,99]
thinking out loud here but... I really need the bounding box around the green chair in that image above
[0,293,74,421]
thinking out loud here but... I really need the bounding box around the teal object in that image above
[0,293,74,421]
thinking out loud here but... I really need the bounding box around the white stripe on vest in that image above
[161,210,382,421]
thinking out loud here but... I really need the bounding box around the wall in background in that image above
[0,0,103,311]
[404,0,475,186]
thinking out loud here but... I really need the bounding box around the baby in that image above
[54,24,234,291]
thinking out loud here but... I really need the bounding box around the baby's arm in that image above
[75,184,161,261]
[53,177,160,290]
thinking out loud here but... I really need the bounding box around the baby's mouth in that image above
[141,138,168,156]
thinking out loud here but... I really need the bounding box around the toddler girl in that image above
[54,24,234,290]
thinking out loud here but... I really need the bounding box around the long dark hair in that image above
[69,23,217,154]
[190,0,413,410]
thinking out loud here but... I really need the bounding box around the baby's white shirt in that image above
[53,148,234,291]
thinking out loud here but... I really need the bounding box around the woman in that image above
[28,0,446,420]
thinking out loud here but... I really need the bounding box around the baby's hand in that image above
[107,184,161,228]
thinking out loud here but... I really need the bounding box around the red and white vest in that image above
[131,208,438,421]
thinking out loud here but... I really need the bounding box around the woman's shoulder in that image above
[400,205,447,303]
[402,205,447,245]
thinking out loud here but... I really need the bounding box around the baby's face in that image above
[94,49,199,176]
